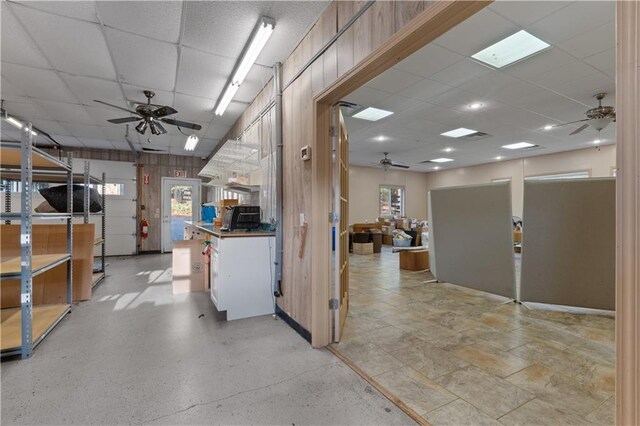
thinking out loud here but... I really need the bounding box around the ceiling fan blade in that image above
[142,147,166,152]
[391,163,410,169]
[94,99,141,116]
[569,123,590,135]
[551,118,590,128]
[152,105,178,118]
[107,117,142,124]
[161,118,202,131]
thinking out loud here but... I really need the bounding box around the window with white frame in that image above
[379,185,404,217]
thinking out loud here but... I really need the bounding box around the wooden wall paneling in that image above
[337,0,356,29]
[395,1,426,32]
[321,1,338,87]
[336,1,355,78]
[310,23,324,94]
[371,1,396,51]
[353,3,373,66]
[616,0,640,423]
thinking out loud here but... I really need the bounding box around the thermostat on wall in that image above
[301,145,311,161]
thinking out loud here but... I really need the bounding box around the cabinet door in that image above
[210,247,221,308]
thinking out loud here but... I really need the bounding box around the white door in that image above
[161,178,200,252]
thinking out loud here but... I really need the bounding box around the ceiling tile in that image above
[553,74,615,107]
[365,68,423,94]
[109,140,132,151]
[60,74,125,107]
[122,84,173,107]
[205,124,231,140]
[558,21,614,60]
[31,120,72,136]
[372,95,420,114]
[62,123,108,140]
[14,1,98,22]
[84,105,134,126]
[102,125,129,141]
[176,48,234,98]
[343,86,390,107]
[583,49,615,79]
[235,65,273,103]
[0,77,28,101]
[3,99,53,121]
[1,5,50,68]
[77,137,114,149]
[488,1,571,27]
[528,60,599,95]
[430,59,491,88]
[96,1,183,43]
[12,6,116,80]
[211,102,244,127]
[105,28,177,91]
[502,47,574,80]
[181,1,267,58]
[528,1,614,44]
[393,43,464,79]
[433,8,519,56]
[34,100,95,124]
[52,135,84,147]
[2,63,78,103]
[399,78,453,102]
[173,93,214,125]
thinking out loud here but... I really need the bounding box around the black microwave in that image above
[222,206,261,231]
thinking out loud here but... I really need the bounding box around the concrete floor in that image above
[1,254,413,425]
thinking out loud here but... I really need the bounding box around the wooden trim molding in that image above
[616,1,640,424]
[311,0,491,348]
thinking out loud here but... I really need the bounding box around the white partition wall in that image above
[520,178,615,310]
[429,182,515,299]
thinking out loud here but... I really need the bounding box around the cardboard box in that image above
[353,242,373,255]
[513,230,522,244]
[383,235,393,245]
[395,218,410,230]
[399,250,430,271]
[172,240,206,294]
[352,223,382,233]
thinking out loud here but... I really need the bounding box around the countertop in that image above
[184,221,276,238]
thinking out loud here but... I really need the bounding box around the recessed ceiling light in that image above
[375,135,387,142]
[495,156,504,160]
[468,103,483,110]
[443,147,453,153]
[593,139,601,144]
[471,30,550,69]
[433,166,440,170]
[352,107,394,121]
[430,158,454,163]
[543,125,554,130]
[502,142,536,150]
[441,127,478,138]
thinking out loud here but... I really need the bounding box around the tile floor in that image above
[332,247,615,425]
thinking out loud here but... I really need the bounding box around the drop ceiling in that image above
[0,0,328,157]
[343,1,615,172]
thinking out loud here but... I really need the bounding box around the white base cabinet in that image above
[209,234,275,320]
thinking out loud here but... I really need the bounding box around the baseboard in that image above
[276,305,311,343]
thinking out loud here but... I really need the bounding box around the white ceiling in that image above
[0,0,328,157]
[343,1,616,172]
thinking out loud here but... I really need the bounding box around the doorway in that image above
[161,177,201,253]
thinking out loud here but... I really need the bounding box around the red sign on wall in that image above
[143,174,150,185]
[174,170,187,178]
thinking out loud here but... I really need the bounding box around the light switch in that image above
[300,213,305,226]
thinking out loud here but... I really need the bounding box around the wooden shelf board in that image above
[0,253,71,278]
[0,144,70,170]
[0,304,70,351]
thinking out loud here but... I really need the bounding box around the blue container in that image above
[393,237,412,247]
[201,205,216,223]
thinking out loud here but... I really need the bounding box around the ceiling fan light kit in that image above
[378,152,409,171]
[214,16,275,116]
[551,93,616,136]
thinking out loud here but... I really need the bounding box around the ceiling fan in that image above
[94,90,202,136]
[550,92,616,135]
[375,152,409,171]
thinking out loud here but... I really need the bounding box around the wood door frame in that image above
[310,0,492,348]
[160,177,201,253]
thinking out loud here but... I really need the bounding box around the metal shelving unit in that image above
[82,161,106,289]
[0,125,73,359]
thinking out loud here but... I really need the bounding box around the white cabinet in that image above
[209,234,275,320]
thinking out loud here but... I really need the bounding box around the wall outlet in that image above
[301,145,311,161]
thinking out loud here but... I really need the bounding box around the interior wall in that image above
[219,0,436,334]
[424,145,616,218]
[349,166,429,223]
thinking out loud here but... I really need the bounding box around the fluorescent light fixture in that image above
[502,142,536,150]
[543,124,554,130]
[352,107,394,121]
[441,127,478,138]
[443,147,453,153]
[184,134,199,151]
[495,156,504,160]
[214,16,275,116]
[232,17,275,86]
[468,102,483,110]
[433,166,440,170]
[5,116,37,136]
[593,139,601,144]
[215,83,240,116]
[471,30,550,69]
[430,158,454,163]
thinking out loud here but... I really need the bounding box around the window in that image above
[379,185,404,217]
[91,183,125,196]
[525,171,590,181]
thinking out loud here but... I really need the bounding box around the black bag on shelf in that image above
[39,184,103,213]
